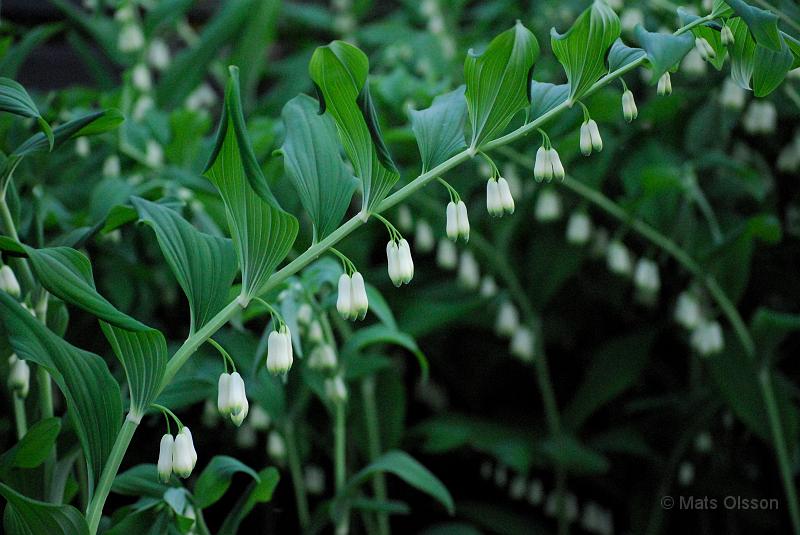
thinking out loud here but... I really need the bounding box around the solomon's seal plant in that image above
[2,0,800,533]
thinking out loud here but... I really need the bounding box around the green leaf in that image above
[677,9,727,70]
[785,32,800,69]
[100,323,167,420]
[132,197,238,332]
[0,482,88,535]
[193,456,261,509]
[0,78,53,149]
[309,40,399,212]
[529,81,569,119]
[155,0,254,109]
[634,26,695,83]
[204,67,298,299]
[278,95,357,240]
[409,86,468,172]
[750,308,800,361]
[342,450,454,515]
[551,1,619,102]
[563,331,655,430]
[112,464,172,499]
[20,244,148,331]
[341,325,428,379]
[607,38,646,72]
[539,434,610,475]
[725,0,783,51]
[218,467,279,535]
[0,418,61,472]
[0,294,122,499]
[465,21,539,148]
[12,109,123,159]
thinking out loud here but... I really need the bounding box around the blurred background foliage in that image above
[1,0,800,533]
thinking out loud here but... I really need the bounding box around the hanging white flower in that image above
[720,24,734,46]
[534,146,550,182]
[145,140,164,168]
[0,265,21,297]
[580,119,603,156]
[267,326,293,374]
[415,219,435,253]
[172,427,196,478]
[103,155,121,177]
[325,375,348,404]
[337,272,368,320]
[681,48,707,77]
[694,37,716,61]
[297,303,313,326]
[742,101,777,134]
[690,320,724,356]
[622,89,638,122]
[457,250,480,290]
[308,344,337,371]
[75,137,90,158]
[397,204,413,231]
[118,24,144,53]
[148,38,171,70]
[535,188,562,222]
[495,301,519,337]
[157,433,174,483]
[249,405,271,431]
[227,372,249,426]
[633,258,661,295]
[7,354,30,398]
[480,275,498,297]
[720,78,746,110]
[132,64,152,92]
[510,326,535,362]
[657,72,672,96]
[566,211,592,245]
[387,240,414,286]
[674,292,703,330]
[436,239,458,270]
[486,178,503,217]
[446,200,470,241]
[606,241,633,276]
[268,431,286,461]
[307,320,324,343]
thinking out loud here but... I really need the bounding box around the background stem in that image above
[284,421,311,529]
[361,377,390,535]
[334,402,349,535]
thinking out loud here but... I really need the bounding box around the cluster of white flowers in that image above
[217,372,249,426]
[534,146,565,181]
[386,239,414,286]
[267,325,294,374]
[479,460,613,534]
[579,119,603,156]
[674,291,724,356]
[742,101,777,134]
[720,24,735,46]
[621,89,638,122]
[486,177,515,216]
[7,354,30,399]
[1,265,21,297]
[157,427,198,482]
[337,272,369,320]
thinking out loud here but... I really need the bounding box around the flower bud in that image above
[386,241,402,286]
[622,90,638,122]
[535,189,562,222]
[217,372,232,415]
[181,426,198,467]
[397,204,413,232]
[457,250,480,290]
[606,241,633,276]
[480,275,498,297]
[157,434,174,483]
[307,320,324,343]
[337,273,353,318]
[103,155,121,177]
[8,354,29,398]
[580,121,593,156]
[587,119,603,152]
[325,375,348,404]
[118,24,144,53]
[495,301,519,337]
[350,272,369,319]
[446,201,458,240]
[308,344,338,371]
[534,146,549,181]
[396,239,414,284]
[415,219,435,252]
[691,320,724,356]
[675,292,703,329]
[132,64,152,92]
[456,200,470,240]
[172,428,195,478]
[510,326,535,362]
[496,177,515,214]
[148,39,171,70]
[657,72,672,96]
[249,405,271,430]
[681,48,707,76]
[0,265,21,298]
[486,178,503,217]
[436,239,458,270]
[566,211,592,245]
[721,24,734,46]
[695,37,715,61]
[297,303,313,326]
[634,258,660,294]
[268,431,286,461]
[75,137,90,158]
[549,149,565,181]
[228,372,249,427]
[267,327,293,374]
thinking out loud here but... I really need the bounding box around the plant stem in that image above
[13,394,27,439]
[85,416,138,534]
[361,377,390,535]
[284,421,311,529]
[334,402,349,535]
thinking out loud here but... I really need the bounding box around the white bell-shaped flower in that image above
[307,320,324,343]
[148,38,171,70]
[181,426,198,467]
[350,272,369,319]
[446,201,459,240]
[415,219,435,252]
[480,275,498,297]
[622,90,638,122]
[249,405,271,431]
[157,433,174,483]
[566,211,592,245]
[496,177,515,214]
[227,372,249,427]
[486,178,503,216]
[394,239,414,284]
[534,146,549,181]
[721,24,734,46]
[7,354,30,398]
[606,241,633,276]
[103,155,120,177]
[720,78,746,110]
[386,241,402,286]
[674,292,703,330]
[118,24,144,53]
[132,64,152,92]
[657,72,672,96]
[75,137,90,158]
[549,149,565,181]
[457,251,480,290]
[297,303,313,326]
[0,265,21,298]
[495,301,519,337]
[436,239,458,270]
[325,375,348,404]
[690,321,724,356]
[397,204,413,231]
[580,121,593,156]
[446,200,470,241]
[743,101,777,134]
[268,431,286,461]
[694,37,716,61]
[587,120,603,152]
[682,48,707,76]
[634,258,660,294]
[217,372,232,415]
[308,344,338,370]
[336,273,353,318]
[510,326,535,362]
[267,326,293,374]
[456,200,470,239]
[172,428,195,478]
[535,189,562,222]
